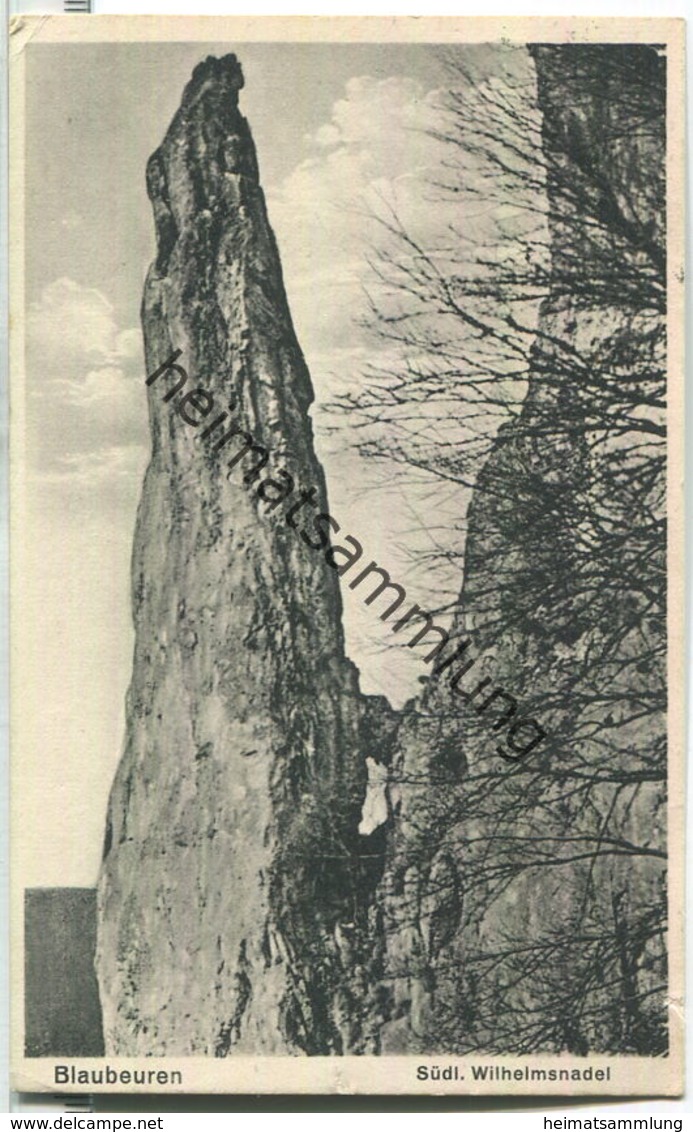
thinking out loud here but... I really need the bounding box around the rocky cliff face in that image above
[96,55,390,1056]
[375,44,668,1056]
[97,46,667,1059]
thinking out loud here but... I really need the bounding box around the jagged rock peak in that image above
[145,53,260,273]
[189,52,245,95]
[96,50,386,1058]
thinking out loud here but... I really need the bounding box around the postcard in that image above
[9,14,685,1095]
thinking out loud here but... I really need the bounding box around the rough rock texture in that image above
[96,55,391,1056]
[375,45,668,1055]
[98,46,667,1058]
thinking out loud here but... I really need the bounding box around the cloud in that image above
[269,73,444,254]
[309,74,443,181]
[53,365,139,409]
[26,278,149,496]
[263,65,544,704]
[28,277,140,367]
[266,75,453,406]
[37,444,148,486]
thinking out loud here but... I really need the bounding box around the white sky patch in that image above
[27,277,149,489]
[28,276,141,366]
[264,72,489,707]
[268,74,450,362]
[34,444,148,486]
[53,365,139,409]
[268,59,545,709]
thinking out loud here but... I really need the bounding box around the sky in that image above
[19,39,537,885]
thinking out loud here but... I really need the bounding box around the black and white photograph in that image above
[9,15,685,1096]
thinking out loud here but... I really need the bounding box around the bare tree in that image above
[342,44,668,1055]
